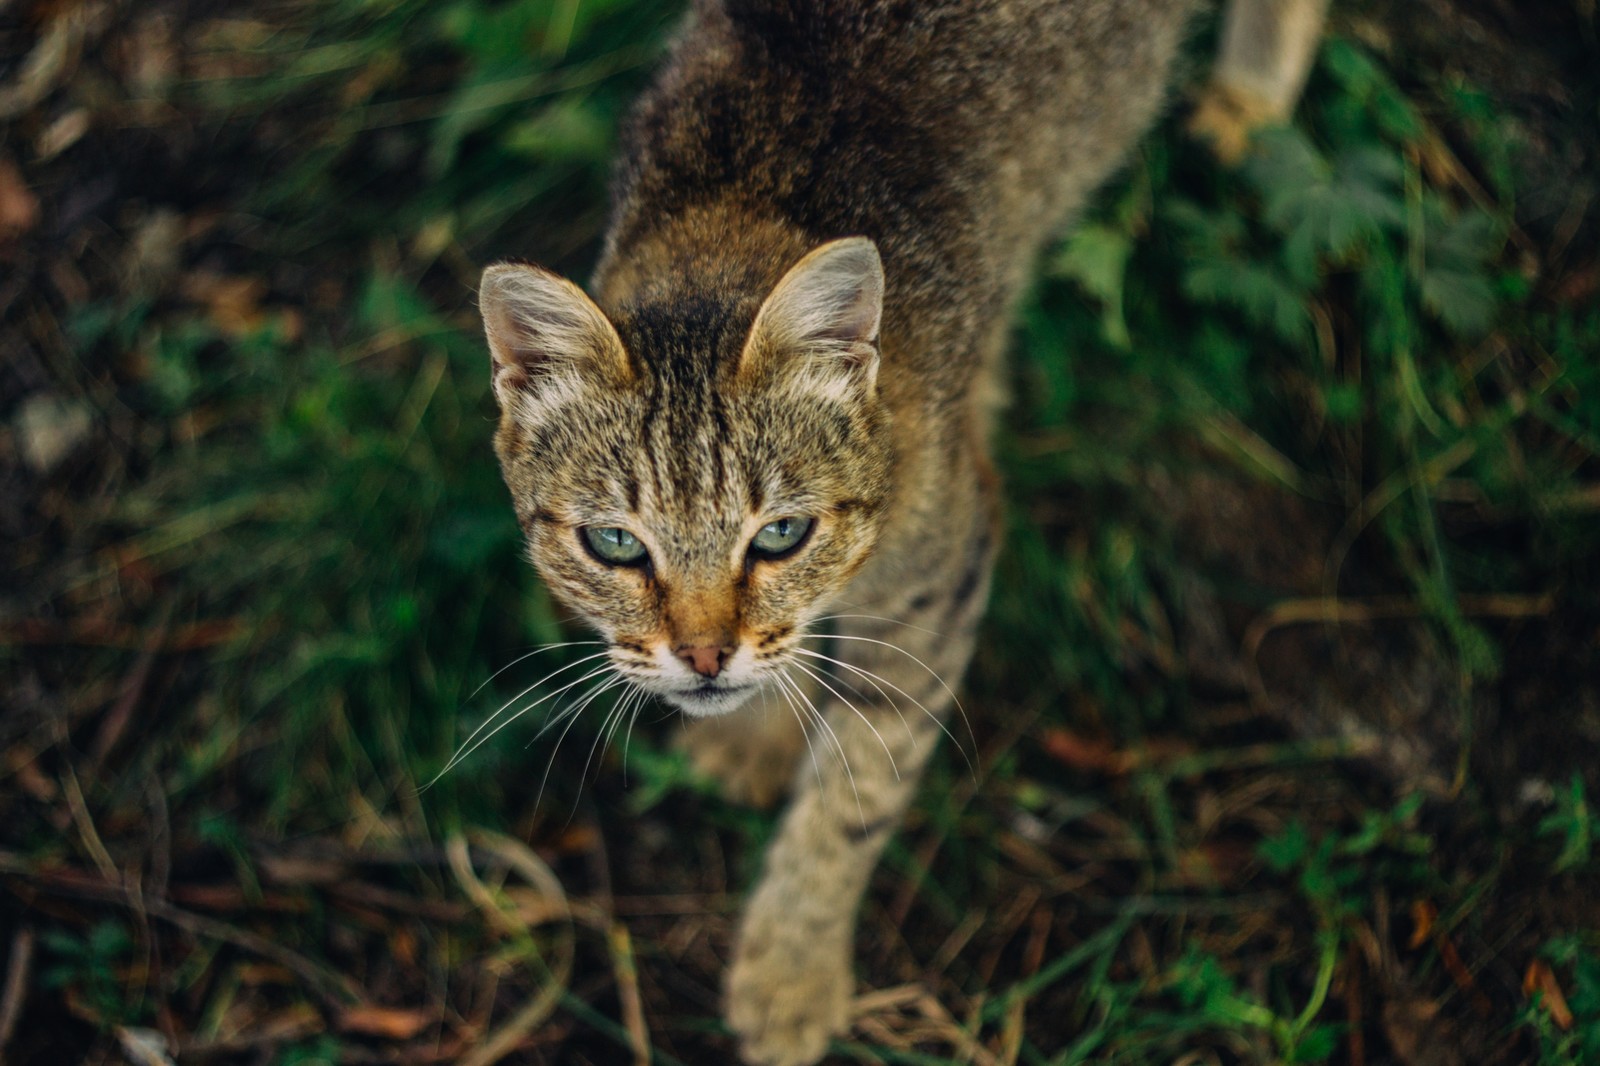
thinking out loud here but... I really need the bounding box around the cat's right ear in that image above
[738,237,884,400]
[479,263,631,415]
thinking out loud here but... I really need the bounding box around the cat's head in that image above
[479,238,893,717]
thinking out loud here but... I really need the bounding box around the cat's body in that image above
[479,2,1326,1063]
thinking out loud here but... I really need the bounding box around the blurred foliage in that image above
[999,35,1600,721]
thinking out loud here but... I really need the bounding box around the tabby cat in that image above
[478,1,1326,1063]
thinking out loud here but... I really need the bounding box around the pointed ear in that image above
[479,263,631,414]
[738,237,883,395]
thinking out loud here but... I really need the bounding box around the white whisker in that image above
[809,612,944,638]
[804,632,976,759]
[536,673,626,814]
[527,666,624,744]
[579,684,632,787]
[467,640,606,701]
[446,650,615,770]
[426,658,617,787]
[769,673,824,797]
[780,668,864,828]
[791,647,916,749]
[791,647,973,774]
[596,683,644,777]
[445,663,614,777]
[788,659,898,780]
[618,687,649,784]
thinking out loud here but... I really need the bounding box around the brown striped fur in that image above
[478,2,1327,1062]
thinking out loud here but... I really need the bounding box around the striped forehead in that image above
[616,296,756,552]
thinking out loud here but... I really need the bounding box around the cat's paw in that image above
[726,931,852,1066]
[676,707,803,808]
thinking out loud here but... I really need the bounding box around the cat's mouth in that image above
[664,680,759,718]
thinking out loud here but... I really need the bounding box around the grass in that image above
[3,0,1598,1063]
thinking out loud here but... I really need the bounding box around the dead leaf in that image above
[1523,959,1574,1030]
[167,883,248,910]
[35,107,90,161]
[232,963,295,987]
[391,924,418,968]
[181,272,269,337]
[1408,899,1437,949]
[178,1004,323,1055]
[124,209,185,294]
[1040,728,1132,774]
[504,886,570,926]
[0,159,39,239]
[1552,263,1598,308]
[337,1005,434,1040]
[548,823,599,854]
[122,14,179,97]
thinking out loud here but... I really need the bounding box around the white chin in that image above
[663,684,760,718]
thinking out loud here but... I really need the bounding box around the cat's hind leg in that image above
[1191,0,1331,163]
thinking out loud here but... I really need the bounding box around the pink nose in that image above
[677,645,729,678]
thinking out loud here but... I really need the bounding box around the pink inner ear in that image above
[763,238,884,351]
[740,238,885,384]
[479,263,630,397]
[491,357,528,393]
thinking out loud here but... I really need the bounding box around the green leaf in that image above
[1052,224,1134,348]
[1259,820,1310,872]
[1325,382,1362,422]
[1420,268,1497,337]
[425,68,545,177]
[1322,39,1384,97]
[435,0,542,66]
[1537,774,1593,873]
[1416,206,1505,337]
[1245,129,1405,277]
[502,99,612,164]
[1183,259,1313,349]
[1290,1023,1342,1062]
[356,270,452,337]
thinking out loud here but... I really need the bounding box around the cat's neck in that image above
[592,199,815,316]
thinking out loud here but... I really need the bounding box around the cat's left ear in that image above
[479,262,632,416]
[738,237,883,398]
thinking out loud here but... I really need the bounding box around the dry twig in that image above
[0,927,34,1061]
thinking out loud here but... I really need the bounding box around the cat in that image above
[477,1,1327,1063]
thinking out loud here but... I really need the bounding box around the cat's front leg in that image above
[725,777,868,1066]
[726,601,983,1066]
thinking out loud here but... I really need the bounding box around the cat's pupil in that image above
[751,516,812,556]
[583,525,647,565]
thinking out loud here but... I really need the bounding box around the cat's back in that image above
[604,0,1196,292]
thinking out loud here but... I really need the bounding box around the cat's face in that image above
[481,239,892,717]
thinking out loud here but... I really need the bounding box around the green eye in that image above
[750,516,813,557]
[582,526,648,565]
